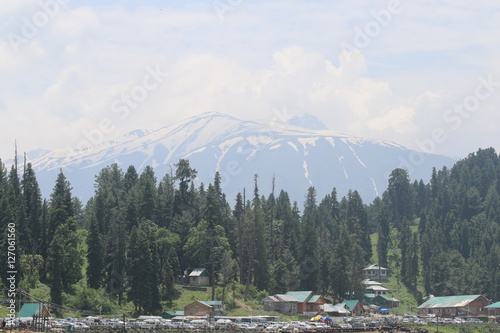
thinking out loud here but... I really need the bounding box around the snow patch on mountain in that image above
[12,112,458,204]
[346,144,367,168]
[371,177,379,197]
[287,141,298,152]
[325,137,336,148]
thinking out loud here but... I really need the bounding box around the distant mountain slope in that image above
[16,112,457,204]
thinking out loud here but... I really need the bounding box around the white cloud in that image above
[365,106,416,134]
[0,1,499,159]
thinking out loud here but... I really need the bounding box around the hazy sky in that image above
[1,0,499,160]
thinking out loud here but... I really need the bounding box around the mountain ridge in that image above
[7,112,457,204]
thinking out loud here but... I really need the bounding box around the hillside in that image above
[1,146,498,318]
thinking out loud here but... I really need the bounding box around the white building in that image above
[362,264,388,282]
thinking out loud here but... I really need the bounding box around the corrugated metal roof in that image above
[342,300,361,311]
[363,264,388,271]
[285,291,313,303]
[308,295,322,303]
[200,300,222,306]
[264,296,279,302]
[486,302,500,308]
[367,285,389,291]
[17,303,45,318]
[189,268,209,277]
[324,304,350,314]
[363,279,382,285]
[275,294,298,302]
[417,295,482,309]
[372,295,392,301]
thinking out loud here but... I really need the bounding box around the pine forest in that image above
[1,147,500,316]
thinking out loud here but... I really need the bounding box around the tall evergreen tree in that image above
[346,190,371,263]
[127,222,161,313]
[376,202,390,268]
[252,176,270,292]
[22,162,42,255]
[386,168,415,229]
[298,186,319,291]
[86,212,104,289]
[106,216,128,304]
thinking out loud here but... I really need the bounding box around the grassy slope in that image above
[166,285,306,321]
[370,228,421,316]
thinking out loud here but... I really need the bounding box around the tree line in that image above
[0,147,499,314]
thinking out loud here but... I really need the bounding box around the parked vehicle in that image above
[72,322,90,330]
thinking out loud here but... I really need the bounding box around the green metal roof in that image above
[307,295,322,303]
[486,302,500,308]
[285,291,313,303]
[368,294,392,301]
[417,295,483,309]
[342,300,361,311]
[199,300,223,307]
[17,303,45,318]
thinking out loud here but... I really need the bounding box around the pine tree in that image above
[22,162,42,255]
[174,159,197,215]
[155,228,180,303]
[376,202,390,268]
[298,186,319,291]
[329,223,351,301]
[346,190,371,263]
[86,212,104,289]
[127,226,150,312]
[251,176,270,292]
[106,216,128,304]
[386,168,415,229]
[137,166,157,222]
[47,218,83,307]
[47,170,74,253]
[127,222,161,314]
[232,192,245,283]
[47,226,64,311]
[157,173,175,228]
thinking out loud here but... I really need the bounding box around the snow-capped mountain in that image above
[15,112,456,205]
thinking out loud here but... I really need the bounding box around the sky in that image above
[1,0,499,160]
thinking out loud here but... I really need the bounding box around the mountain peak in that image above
[286,114,328,130]
[21,112,457,204]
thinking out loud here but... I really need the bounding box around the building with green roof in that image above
[341,300,365,316]
[17,303,51,319]
[417,295,491,317]
[184,300,224,317]
[365,294,393,309]
[283,291,326,315]
[486,302,500,316]
[285,291,313,303]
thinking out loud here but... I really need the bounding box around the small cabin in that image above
[189,268,210,286]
